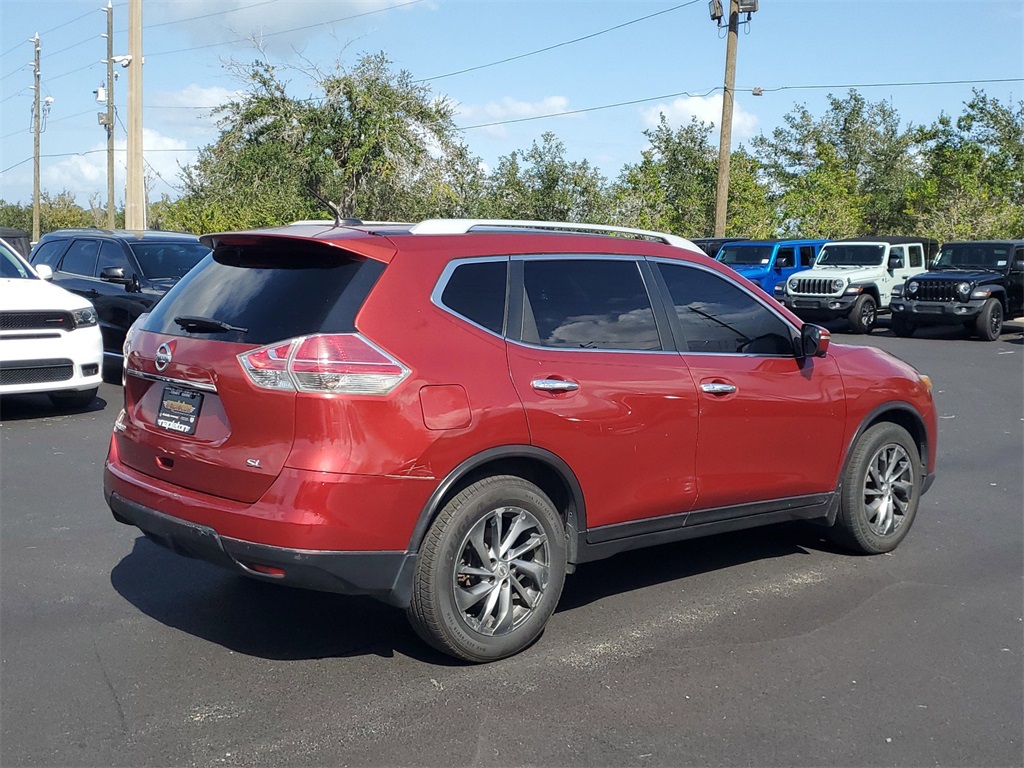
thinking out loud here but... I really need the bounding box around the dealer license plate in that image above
[156,385,203,435]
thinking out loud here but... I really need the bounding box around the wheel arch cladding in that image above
[407,446,586,561]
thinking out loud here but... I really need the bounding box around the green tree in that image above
[613,115,717,236]
[165,53,479,231]
[907,92,1024,240]
[479,133,611,222]
[754,91,921,236]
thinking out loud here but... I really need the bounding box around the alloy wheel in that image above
[453,506,550,636]
[862,443,913,536]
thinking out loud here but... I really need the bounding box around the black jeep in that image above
[889,240,1024,340]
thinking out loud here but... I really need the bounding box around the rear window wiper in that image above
[174,315,248,334]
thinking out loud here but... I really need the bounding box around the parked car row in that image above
[710,236,1023,340]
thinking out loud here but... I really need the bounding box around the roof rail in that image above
[409,218,698,250]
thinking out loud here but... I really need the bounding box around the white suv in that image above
[0,240,103,409]
[775,237,936,333]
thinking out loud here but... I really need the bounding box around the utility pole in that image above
[125,0,145,230]
[103,1,115,229]
[710,0,758,237]
[31,33,41,242]
[713,0,739,238]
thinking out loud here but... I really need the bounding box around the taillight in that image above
[238,334,409,395]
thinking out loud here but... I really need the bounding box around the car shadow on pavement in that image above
[110,536,457,665]
[110,523,838,665]
[0,391,108,421]
[558,522,836,612]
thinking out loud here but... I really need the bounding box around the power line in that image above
[0,9,97,58]
[417,1,702,83]
[147,0,426,58]
[1,147,199,176]
[458,77,1024,131]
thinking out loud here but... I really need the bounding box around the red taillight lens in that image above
[238,334,409,395]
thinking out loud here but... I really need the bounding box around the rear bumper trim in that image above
[108,492,416,607]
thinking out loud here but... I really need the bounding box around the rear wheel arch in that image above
[409,446,586,562]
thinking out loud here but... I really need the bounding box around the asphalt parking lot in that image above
[2,323,1022,767]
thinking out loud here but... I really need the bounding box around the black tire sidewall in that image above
[415,477,566,662]
[837,423,921,554]
[850,294,877,334]
[975,299,1002,341]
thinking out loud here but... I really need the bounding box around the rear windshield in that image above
[142,241,384,345]
[129,241,212,279]
[717,245,775,265]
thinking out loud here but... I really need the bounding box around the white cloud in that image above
[640,94,760,140]
[457,96,576,138]
[41,128,196,205]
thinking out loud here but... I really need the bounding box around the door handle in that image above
[531,379,579,393]
[700,382,737,395]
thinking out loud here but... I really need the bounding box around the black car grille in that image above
[0,311,74,332]
[914,280,958,302]
[0,358,74,386]
[792,278,838,296]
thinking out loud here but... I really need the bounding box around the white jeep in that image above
[775,237,936,333]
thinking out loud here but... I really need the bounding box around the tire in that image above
[48,387,98,410]
[974,298,1003,341]
[407,475,567,662]
[890,314,916,337]
[848,294,877,334]
[829,422,921,555]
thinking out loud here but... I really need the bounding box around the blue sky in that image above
[1,0,1022,210]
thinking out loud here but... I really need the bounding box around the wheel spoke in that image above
[510,557,547,588]
[509,574,537,609]
[499,513,531,557]
[478,580,501,627]
[457,564,494,578]
[486,512,502,560]
[507,533,547,561]
[469,524,492,567]
[455,580,493,612]
[493,581,515,634]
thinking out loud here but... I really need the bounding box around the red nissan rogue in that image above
[104,219,937,662]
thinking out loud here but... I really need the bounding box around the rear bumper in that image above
[108,491,417,607]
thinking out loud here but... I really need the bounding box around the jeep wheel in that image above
[407,475,567,662]
[848,294,877,334]
[890,314,916,338]
[974,298,1003,341]
[829,422,921,555]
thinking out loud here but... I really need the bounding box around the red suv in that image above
[104,219,937,662]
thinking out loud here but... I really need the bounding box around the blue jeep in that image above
[716,239,826,294]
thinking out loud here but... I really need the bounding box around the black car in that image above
[889,240,1024,340]
[689,236,748,258]
[29,229,210,359]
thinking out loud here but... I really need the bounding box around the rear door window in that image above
[519,258,661,351]
[60,239,100,276]
[142,241,384,345]
[30,240,67,269]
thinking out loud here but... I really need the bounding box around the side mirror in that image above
[797,323,830,359]
[888,255,904,270]
[1012,259,1024,273]
[34,264,53,281]
[100,266,131,284]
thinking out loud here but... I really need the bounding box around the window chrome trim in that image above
[125,368,217,392]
